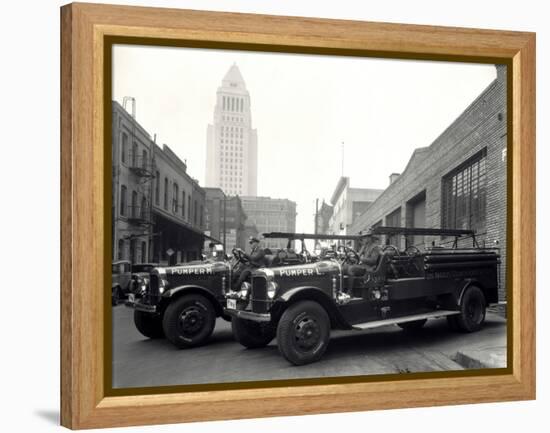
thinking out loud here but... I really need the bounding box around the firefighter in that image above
[347,234,383,290]
[233,236,266,290]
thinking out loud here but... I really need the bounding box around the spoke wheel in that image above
[456,286,486,332]
[163,294,216,348]
[277,301,330,366]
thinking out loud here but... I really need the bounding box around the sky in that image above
[113,45,496,234]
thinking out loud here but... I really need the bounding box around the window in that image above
[120,185,127,216]
[194,200,198,225]
[131,191,138,218]
[163,177,168,210]
[188,195,191,221]
[173,183,179,213]
[129,239,137,264]
[140,196,147,219]
[385,207,401,246]
[155,171,160,205]
[141,241,147,263]
[200,205,204,227]
[182,191,186,217]
[442,149,487,232]
[121,132,128,163]
[142,150,147,169]
[118,239,124,260]
[132,141,138,166]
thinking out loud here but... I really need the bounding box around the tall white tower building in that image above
[205,64,258,196]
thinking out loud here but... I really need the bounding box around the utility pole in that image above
[314,198,319,235]
[223,195,227,253]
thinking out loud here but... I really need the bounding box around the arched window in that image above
[140,196,147,219]
[182,191,186,217]
[118,239,124,260]
[121,133,128,163]
[120,185,127,216]
[132,141,138,166]
[173,183,179,213]
[141,241,147,263]
[155,171,160,205]
[131,191,138,217]
[163,177,168,210]
[142,149,147,169]
[129,239,137,264]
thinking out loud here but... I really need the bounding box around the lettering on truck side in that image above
[278,268,322,277]
[169,267,214,275]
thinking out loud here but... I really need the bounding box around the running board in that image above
[352,310,460,330]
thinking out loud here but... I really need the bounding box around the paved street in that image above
[112,305,507,389]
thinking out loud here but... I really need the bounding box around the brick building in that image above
[349,65,507,301]
[328,177,383,236]
[112,100,207,266]
[314,200,333,235]
[240,196,297,250]
[204,187,249,251]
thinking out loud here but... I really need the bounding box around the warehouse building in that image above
[349,65,507,301]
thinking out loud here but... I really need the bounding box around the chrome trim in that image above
[224,308,271,322]
[125,300,157,313]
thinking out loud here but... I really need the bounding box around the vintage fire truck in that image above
[125,242,309,348]
[225,227,500,365]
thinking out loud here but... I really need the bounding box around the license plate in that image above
[128,293,135,303]
[227,299,236,310]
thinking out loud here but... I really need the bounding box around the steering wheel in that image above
[405,245,421,256]
[337,245,360,264]
[232,248,249,263]
[382,245,400,256]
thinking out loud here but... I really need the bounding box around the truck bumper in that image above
[224,307,271,322]
[125,295,157,313]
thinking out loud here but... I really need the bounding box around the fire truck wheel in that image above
[397,319,427,331]
[456,286,486,332]
[134,311,164,339]
[277,301,330,366]
[162,294,216,348]
[232,318,276,349]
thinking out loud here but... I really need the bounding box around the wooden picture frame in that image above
[60,2,535,429]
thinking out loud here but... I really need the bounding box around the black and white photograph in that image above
[110,45,508,389]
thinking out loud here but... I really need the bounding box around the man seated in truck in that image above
[346,234,383,290]
[233,236,266,290]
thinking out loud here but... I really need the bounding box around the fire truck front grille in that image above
[251,276,268,313]
[149,274,159,297]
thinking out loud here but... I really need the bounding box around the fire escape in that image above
[123,96,155,228]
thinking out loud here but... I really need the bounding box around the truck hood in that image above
[161,261,230,277]
[257,260,340,278]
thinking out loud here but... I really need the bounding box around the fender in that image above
[272,286,352,329]
[162,284,224,316]
[457,279,480,306]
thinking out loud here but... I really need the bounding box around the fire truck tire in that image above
[162,294,216,348]
[456,286,486,332]
[277,301,330,366]
[397,319,427,331]
[134,310,164,339]
[232,318,276,348]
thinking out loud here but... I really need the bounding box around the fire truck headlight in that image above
[267,281,278,299]
[239,282,251,299]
